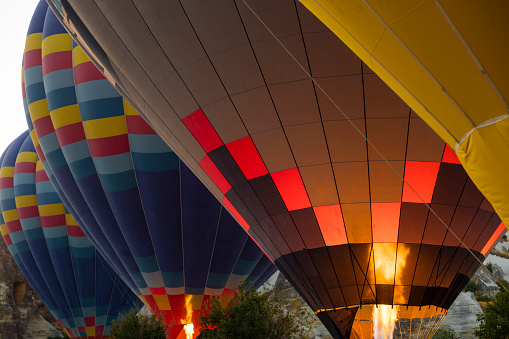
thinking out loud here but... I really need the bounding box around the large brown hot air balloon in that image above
[46,0,505,337]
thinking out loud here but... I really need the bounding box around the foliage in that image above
[485,262,493,273]
[432,327,458,339]
[464,280,478,293]
[198,283,313,339]
[476,294,494,302]
[110,309,169,339]
[475,290,509,339]
[497,279,509,293]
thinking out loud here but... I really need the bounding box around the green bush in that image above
[110,309,169,339]
[198,283,313,339]
[485,262,493,273]
[465,280,478,293]
[475,291,509,339]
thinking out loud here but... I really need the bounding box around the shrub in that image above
[465,280,478,293]
[110,309,169,339]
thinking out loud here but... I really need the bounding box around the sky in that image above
[0,0,41,155]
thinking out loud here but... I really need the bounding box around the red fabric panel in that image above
[33,115,55,138]
[222,196,250,231]
[199,155,231,194]
[42,51,73,76]
[67,224,86,237]
[402,161,440,203]
[40,215,66,228]
[55,122,86,146]
[481,223,506,255]
[271,168,311,211]
[167,294,186,325]
[3,235,12,246]
[182,109,223,152]
[226,136,268,180]
[23,49,42,69]
[6,220,22,233]
[441,145,461,164]
[313,205,347,246]
[35,168,49,183]
[149,286,166,295]
[73,61,105,85]
[371,202,401,243]
[125,115,156,135]
[17,206,39,220]
[87,134,130,157]
[84,316,95,327]
[14,162,36,175]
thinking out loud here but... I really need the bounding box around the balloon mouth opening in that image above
[183,323,194,339]
[373,304,398,339]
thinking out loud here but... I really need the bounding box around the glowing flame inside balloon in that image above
[184,323,194,339]
[373,305,398,339]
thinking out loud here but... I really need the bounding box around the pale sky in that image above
[0,0,41,155]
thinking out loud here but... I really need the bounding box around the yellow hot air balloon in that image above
[297,0,509,228]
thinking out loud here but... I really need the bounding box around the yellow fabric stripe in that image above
[50,104,81,129]
[30,130,40,149]
[137,295,151,310]
[153,294,171,311]
[21,66,24,84]
[0,224,8,236]
[123,99,138,116]
[65,214,78,226]
[16,151,37,164]
[15,195,37,208]
[185,294,204,310]
[36,161,44,173]
[41,34,72,58]
[28,99,50,121]
[2,210,19,223]
[24,33,43,53]
[0,167,14,178]
[86,327,95,336]
[38,204,65,217]
[72,45,91,67]
[82,116,127,139]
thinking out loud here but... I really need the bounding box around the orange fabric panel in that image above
[371,202,401,243]
[402,161,440,203]
[271,168,311,211]
[198,155,231,194]
[441,145,461,164]
[481,222,506,255]
[313,205,347,246]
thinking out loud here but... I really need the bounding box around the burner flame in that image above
[373,305,398,339]
[184,323,194,339]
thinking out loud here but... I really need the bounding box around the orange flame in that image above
[373,305,398,339]
[183,323,194,339]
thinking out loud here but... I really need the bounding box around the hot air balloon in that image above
[42,0,505,338]
[0,131,142,338]
[22,4,277,338]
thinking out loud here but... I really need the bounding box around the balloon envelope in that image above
[43,0,504,337]
[0,131,142,338]
[22,3,277,337]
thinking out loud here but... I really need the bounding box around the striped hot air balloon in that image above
[21,3,276,338]
[0,131,142,338]
[42,0,506,338]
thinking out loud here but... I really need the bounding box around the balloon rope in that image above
[239,0,509,294]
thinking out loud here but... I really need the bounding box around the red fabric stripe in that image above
[182,109,223,152]
[23,49,42,69]
[40,215,66,228]
[67,225,86,237]
[222,197,250,231]
[73,61,105,85]
[33,115,55,138]
[21,83,26,100]
[84,316,95,327]
[35,169,50,183]
[35,145,46,163]
[42,51,72,76]
[55,122,86,147]
[143,294,158,313]
[271,168,311,211]
[199,155,231,194]
[125,115,156,135]
[3,235,12,246]
[6,220,22,233]
[87,134,130,157]
[149,286,166,295]
[226,136,268,180]
[14,162,36,174]
[0,177,13,189]
[17,206,39,220]
[441,145,461,164]
[167,294,186,324]
[402,161,440,203]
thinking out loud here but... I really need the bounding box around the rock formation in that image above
[0,237,63,338]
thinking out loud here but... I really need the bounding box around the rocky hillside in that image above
[0,238,63,338]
